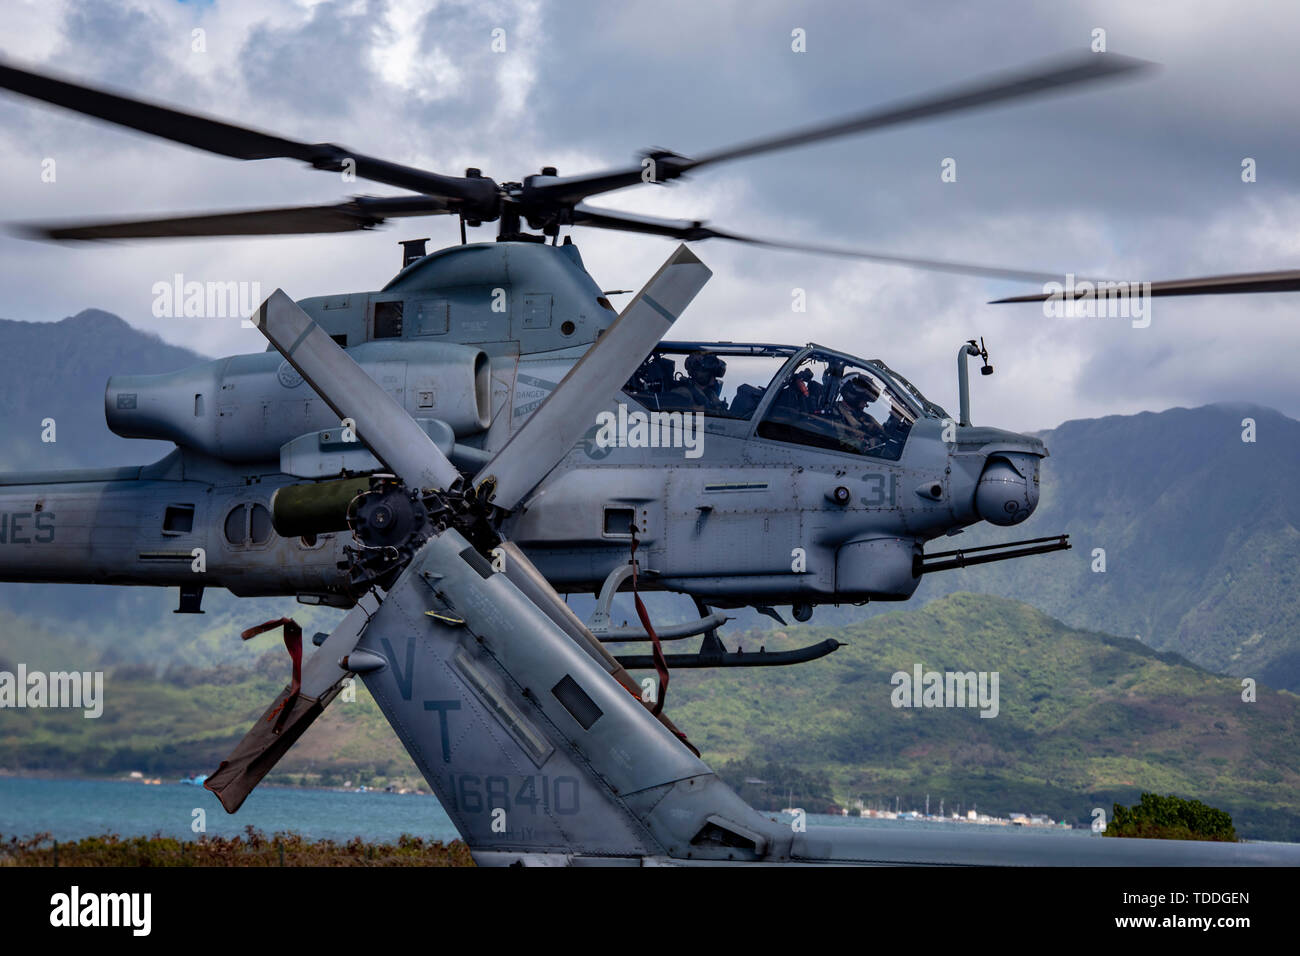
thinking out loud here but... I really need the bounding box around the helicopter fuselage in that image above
[0,242,1047,613]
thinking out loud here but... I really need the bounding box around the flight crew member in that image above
[670,351,729,412]
[829,374,887,447]
[776,367,821,414]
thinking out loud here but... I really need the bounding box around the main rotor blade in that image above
[473,244,712,511]
[990,269,1300,302]
[0,60,499,215]
[526,52,1154,205]
[571,205,1072,283]
[253,289,460,492]
[14,195,449,241]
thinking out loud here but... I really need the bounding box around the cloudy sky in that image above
[1,0,1298,432]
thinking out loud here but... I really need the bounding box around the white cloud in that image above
[0,0,1297,435]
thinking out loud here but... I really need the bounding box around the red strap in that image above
[242,618,303,732]
[628,536,699,756]
[628,537,669,716]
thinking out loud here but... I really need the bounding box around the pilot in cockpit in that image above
[670,351,729,412]
[829,373,887,447]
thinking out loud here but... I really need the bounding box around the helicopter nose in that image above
[975,454,1040,526]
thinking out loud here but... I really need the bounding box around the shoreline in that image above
[0,767,432,796]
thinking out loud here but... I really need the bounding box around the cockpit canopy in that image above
[622,343,945,462]
[623,346,793,420]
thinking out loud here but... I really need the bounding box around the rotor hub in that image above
[348,480,428,552]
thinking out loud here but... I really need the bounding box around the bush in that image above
[1105,792,1238,842]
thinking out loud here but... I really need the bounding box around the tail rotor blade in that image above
[252,290,460,492]
[205,595,378,813]
[472,244,711,511]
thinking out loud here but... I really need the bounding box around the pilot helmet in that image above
[685,351,727,380]
[840,373,879,406]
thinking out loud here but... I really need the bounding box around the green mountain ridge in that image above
[0,309,201,471]
[917,403,1300,690]
[3,592,1298,841]
[667,592,1300,841]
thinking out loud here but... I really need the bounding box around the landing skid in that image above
[586,567,842,670]
[613,638,843,669]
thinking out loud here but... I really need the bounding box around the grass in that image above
[0,827,475,867]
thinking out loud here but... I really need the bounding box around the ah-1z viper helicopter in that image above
[2,52,1297,865]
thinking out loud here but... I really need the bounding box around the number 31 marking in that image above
[861,474,896,507]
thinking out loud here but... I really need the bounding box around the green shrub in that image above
[1105,792,1238,842]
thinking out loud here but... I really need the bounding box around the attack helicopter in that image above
[6,51,1299,866]
[0,53,1146,668]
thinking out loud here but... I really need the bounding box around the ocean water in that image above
[0,775,1099,845]
[0,776,461,844]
